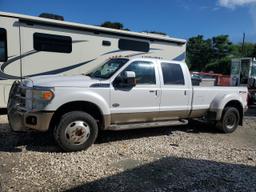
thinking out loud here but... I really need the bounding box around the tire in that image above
[216,107,240,133]
[54,111,98,152]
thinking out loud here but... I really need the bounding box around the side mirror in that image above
[124,71,136,86]
[113,71,136,88]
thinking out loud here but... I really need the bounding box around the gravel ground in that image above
[0,113,256,192]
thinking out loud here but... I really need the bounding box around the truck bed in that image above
[191,86,248,117]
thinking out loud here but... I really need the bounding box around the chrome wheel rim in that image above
[64,121,90,145]
[224,113,236,129]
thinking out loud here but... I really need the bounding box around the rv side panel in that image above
[0,14,186,108]
[0,16,21,108]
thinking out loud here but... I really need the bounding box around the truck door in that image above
[110,60,161,124]
[159,62,191,119]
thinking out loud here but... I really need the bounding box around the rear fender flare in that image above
[209,93,244,120]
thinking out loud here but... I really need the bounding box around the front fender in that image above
[209,93,244,120]
[44,88,110,115]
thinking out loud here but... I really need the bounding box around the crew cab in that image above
[8,57,248,151]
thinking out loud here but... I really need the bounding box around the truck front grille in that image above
[8,81,31,112]
[16,87,26,108]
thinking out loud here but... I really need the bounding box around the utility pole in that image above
[241,33,245,56]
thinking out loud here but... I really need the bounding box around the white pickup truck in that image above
[8,57,248,151]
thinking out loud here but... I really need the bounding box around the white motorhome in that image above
[0,11,186,110]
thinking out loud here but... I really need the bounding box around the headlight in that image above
[33,89,54,101]
[32,86,54,110]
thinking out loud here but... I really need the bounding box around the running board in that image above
[107,119,188,131]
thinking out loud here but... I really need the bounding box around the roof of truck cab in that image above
[116,57,186,65]
[0,11,186,45]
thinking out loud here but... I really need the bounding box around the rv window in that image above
[118,39,149,52]
[102,40,111,46]
[0,28,7,62]
[161,63,185,85]
[34,33,72,53]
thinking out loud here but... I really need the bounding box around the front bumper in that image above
[7,81,54,132]
[8,109,53,132]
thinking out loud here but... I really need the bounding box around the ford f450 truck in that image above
[8,58,248,151]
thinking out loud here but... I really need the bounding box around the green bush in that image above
[204,57,231,75]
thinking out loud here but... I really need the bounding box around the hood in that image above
[22,74,104,88]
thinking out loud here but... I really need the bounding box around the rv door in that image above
[240,58,252,85]
[231,59,241,86]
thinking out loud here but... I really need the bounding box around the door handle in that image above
[149,90,158,96]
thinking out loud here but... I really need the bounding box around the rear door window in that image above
[161,63,185,85]
[0,28,7,62]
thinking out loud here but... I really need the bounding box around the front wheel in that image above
[216,107,240,133]
[54,111,98,152]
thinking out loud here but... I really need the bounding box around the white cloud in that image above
[218,0,256,35]
[218,0,256,8]
[218,0,256,36]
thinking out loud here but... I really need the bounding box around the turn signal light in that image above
[42,91,54,101]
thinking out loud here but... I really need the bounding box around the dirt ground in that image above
[0,109,256,192]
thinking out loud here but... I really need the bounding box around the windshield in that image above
[251,65,256,77]
[89,58,129,79]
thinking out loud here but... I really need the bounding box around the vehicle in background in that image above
[231,58,256,105]
[0,11,186,111]
[8,57,248,151]
[191,72,230,86]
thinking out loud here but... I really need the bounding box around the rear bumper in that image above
[8,109,53,132]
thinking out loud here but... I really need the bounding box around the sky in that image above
[0,0,255,43]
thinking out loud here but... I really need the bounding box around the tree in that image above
[241,42,255,57]
[212,35,232,59]
[229,44,241,57]
[203,35,232,74]
[187,34,256,74]
[253,44,256,58]
[186,35,213,71]
[230,42,256,58]
[205,57,231,75]
[100,21,128,30]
